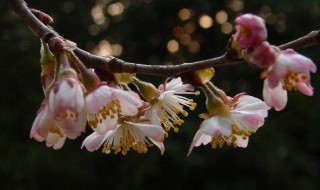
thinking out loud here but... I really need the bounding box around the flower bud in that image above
[114,73,136,85]
[132,77,159,102]
[235,14,267,49]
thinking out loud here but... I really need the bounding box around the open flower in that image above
[145,77,199,133]
[188,94,269,155]
[262,49,317,110]
[85,83,142,133]
[82,120,165,155]
[235,14,267,49]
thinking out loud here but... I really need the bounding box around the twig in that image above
[8,0,320,77]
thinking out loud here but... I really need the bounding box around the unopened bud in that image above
[114,73,136,85]
[132,77,159,102]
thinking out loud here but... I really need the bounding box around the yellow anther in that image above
[195,91,200,95]
[177,120,184,125]
[219,141,225,148]
[115,100,121,108]
[174,127,179,133]
[211,142,217,149]
[182,110,188,117]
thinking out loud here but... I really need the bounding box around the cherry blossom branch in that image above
[9,0,320,77]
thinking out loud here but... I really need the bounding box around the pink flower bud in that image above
[235,14,267,49]
[245,41,278,68]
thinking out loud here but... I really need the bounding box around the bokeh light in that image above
[188,41,200,53]
[107,2,124,16]
[178,8,192,21]
[92,40,123,56]
[215,10,228,24]
[199,14,213,29]
[167,40,179,53]
[228,0,244,12]
[221,22,233,34]
[91,5,106,25]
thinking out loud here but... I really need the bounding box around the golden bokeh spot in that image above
[167,40,179,53]
[179,8,192,21]
[221,22,233,34]
[215,10,228,24]
[199,14,213,29]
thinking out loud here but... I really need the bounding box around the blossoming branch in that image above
[9,0,319,156]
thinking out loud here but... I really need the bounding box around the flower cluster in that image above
[29,13,317,156]
[235,14,317,111]
[30,40,200,155]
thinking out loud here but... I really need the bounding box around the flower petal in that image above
[201,116,232,137]
[263,80,287,111]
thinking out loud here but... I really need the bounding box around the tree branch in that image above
[8,0,320,77]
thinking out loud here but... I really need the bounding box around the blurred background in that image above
[1,0,320,189]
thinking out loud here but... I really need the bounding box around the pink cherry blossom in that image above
[235,14,267,49]
[48,74,87,138]
[85,83,142,134]
[188,94,269,155]
[82,121,165,155]
[245,41,277,68]
[30,102,67,149]
[263,49,317,110]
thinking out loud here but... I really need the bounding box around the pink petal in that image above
[266,70,280,88]
[234,135,249,148]
[85,86,112,114]
[188,128,211,156]
[295,82,314,96]
[263,80,287,111]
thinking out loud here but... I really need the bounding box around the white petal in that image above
[144,105,161,125]
[127,122,164,141]
[94,114,118,133]
[85,86,112,114]
[201,117,232,137]
[82,131,110,152]
[149,138,165,155]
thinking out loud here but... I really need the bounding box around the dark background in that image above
[1,0,320,189]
